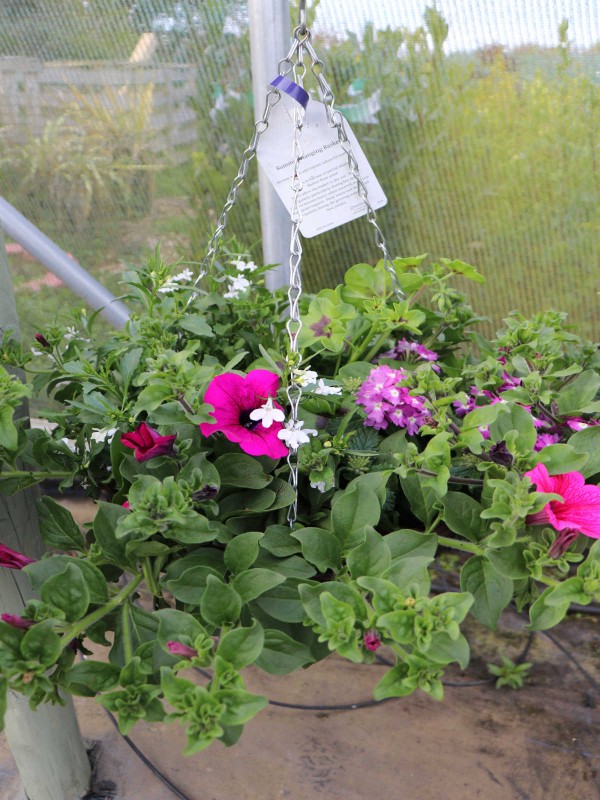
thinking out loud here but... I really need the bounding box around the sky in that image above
[313,0,600,52]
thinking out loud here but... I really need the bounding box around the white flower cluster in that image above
[277,419,318,450]
[158,268,194,294]
[230,258,258,273]
[293,369,343,396]
[223,274,251,299]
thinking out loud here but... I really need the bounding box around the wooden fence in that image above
[0,58,199,163]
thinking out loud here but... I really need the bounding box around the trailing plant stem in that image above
[61,572,144,649]
[437,535,484,556]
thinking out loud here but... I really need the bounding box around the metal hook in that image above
[298,0,307,35]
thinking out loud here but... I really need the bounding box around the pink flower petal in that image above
[245,369,281,401]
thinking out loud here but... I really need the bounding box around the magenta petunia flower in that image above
[363,631,382,652]
[534,433,561,452]
[525,463,600,557]
[167,640,198,659]
[121,422,177,462]
[0,544,35,570]
[200,370,288,459]
[1,613,34,630]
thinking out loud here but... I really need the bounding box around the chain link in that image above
[285,39,307,526]
[184,38,301,308]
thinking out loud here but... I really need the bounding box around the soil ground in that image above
[1,501,599,800]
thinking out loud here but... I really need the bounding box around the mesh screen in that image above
[0,1,598,339]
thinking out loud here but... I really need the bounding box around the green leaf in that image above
[373,663,413,700]
[535,444,589,476]
[63,660,121,695]
[215,454,273,489]
[232,569,286,603]
[528,587,570,631]
[36,496,85,552]
[179,315,214,337]
[486,542,530,579]
[164,565,220,604]
[253,581,307,622]
[557,370,600,415]
[156,608,206,650]
[399,474,438,525]
[93,501,132,566]
[489,403,536,456]
[439,257,485,283]
[224,532,264,574]
[25,556,108,605]
[331,482,382,548]
[217,622,264,669]
[133,383,173,414]
[0,405,17,450]
[441,493,484,542]
[425,632,470,669]
[291,527,342,573]
[200,575,242,626]
[40,563,90,622]
[460,556,513,629]
[215,689,268,726]
[260,525,302,557]
[21,620,62,666]
[218,489,276,518]
[386,530,437,562]
[569,426,600,478]
[255,629,315,674]
[299,581,367,627]
[347,528,391,578]
[118,348,143,391]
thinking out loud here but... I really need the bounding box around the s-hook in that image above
[298,0,307,35]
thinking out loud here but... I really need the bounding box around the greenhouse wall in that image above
[0,0,598,339]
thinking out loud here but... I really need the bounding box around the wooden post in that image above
[0,228,92,799]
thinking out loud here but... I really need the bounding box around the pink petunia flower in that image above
[525,463,600,557]
[1,613,34,630]
[200,370,288,459]
[167,641,198,659]
[0,544,35,570]
[121,422,177,462]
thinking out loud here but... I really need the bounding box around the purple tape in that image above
[270,75,309,109]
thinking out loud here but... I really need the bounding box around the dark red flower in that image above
[34,333,51,349]
[1,614,34,630]
[121,422,176,462]
[0,544,35,570]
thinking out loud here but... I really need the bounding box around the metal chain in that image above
[285,35,307,527]
[303,38,404,300]
[184,38,301,307]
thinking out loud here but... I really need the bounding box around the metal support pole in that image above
[0,227,92,800]
[0,196,130,329]
[248,0,293,290]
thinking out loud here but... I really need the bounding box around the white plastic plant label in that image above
[256,89,387,239]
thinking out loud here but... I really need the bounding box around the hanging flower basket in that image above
[0,250,599,755]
